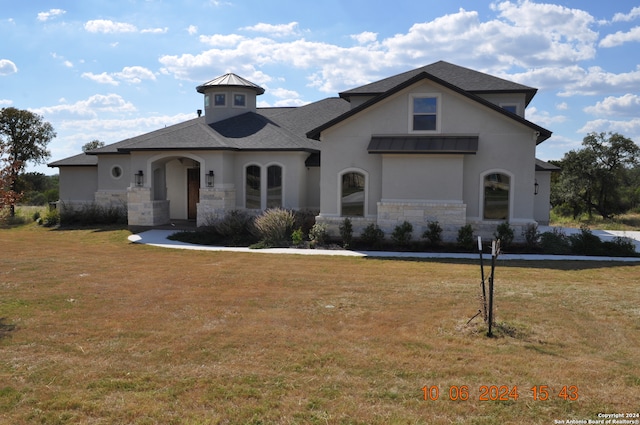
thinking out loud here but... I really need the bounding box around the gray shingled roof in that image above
[340,61,537,105]
[48,97,350,167]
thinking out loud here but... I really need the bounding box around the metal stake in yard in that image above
[487,239,500,337]
[478,236,487,323]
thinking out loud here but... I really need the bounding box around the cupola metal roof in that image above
[196,73,265,95]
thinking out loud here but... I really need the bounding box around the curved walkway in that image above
[128,227,640,262]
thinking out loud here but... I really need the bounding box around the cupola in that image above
[196,73,265,124]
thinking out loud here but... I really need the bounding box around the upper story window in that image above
[501,104,518,115]
[213,93,226,107]
[204,94,210,108]
[233,93,246,108]
[411,94,439,132]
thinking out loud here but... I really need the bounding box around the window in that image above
[111,165,123,179]
[483,173,510,220]
[214,93,226,107]
[246,165,261,209]
[412,95,438,131]
[501,104,517,114]
[204,94,210,108]
[267,165,282,208]
[233,93,246,107]
[341,172,365,216]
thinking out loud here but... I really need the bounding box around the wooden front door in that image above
[187,168,200,220]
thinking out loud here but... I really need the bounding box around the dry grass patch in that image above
[1,224,639,424]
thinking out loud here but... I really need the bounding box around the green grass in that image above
[0,223,639,424]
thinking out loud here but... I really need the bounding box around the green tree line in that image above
[550,132,640,220]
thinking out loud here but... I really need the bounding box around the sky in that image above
[1,0,640,175]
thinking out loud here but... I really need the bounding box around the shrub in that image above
[457,224,475,251]
[213,210,255,245]
[252,208,295,247]
[494,222,514,249]
[360,223,385,249]
[42,208,60,227]
[309,223,329,248]
[391,221,413,247]
[602,237,638,257]
[339,217,353,248]
[294,209,317,235]
[522,223,540,250]
[539,228,572,255]
[59,202,126,226]
[422,221,443,246]
[568,225,603,256]
[291,227,305,246]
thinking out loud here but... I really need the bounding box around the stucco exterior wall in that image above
[534,171,552,224]
[318,79,539,238]
[58,166,98,202]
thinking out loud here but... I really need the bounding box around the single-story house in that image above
[49,61,557,240]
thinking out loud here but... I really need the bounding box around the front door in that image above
[187,168,200,220]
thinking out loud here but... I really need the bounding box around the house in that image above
[49,61,556,241]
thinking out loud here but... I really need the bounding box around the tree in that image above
[553,132,639,219]
[82,139,105,152]
[0,107,56,216]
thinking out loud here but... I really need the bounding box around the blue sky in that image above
[1,0,639,175]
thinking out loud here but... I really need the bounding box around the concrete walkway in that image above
[128,227,640,262]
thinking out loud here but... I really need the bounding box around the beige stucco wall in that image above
[58,166,98,202]
[319,79,539,234]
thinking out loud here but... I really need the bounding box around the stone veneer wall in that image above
[127,187,170,226]
[95,190,127,207]
[377,200,467,242]
[196,185,237,226]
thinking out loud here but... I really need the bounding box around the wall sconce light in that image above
[206,170,215,187]
[534,179,539,195]
[135,170,144,187]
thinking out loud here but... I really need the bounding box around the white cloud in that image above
[31,94,137,117]
[559,65,640,96]
[583,94,640,117]
[82,72,119,86]
[187,25,198,35]
[82,66,156,85]
[199,34,245,46]
[0,99,12,106]
[0,59,18,75]
[84,19,137,34]
[240,22,300,37]
[351,32,378,45]
[599,26,640,48]
[556,102,569,111]
[612,6,640,22]
[37,9,66,22]
[525,106,567,127]
[141,27,168,34]
[270,88,300,99]
[578,118,640,141]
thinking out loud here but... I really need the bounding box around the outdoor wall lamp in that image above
[206,170,215,187]
[534,180,539,195]
[135,170,144,187]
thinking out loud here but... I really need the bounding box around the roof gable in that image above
[308,64,551,144]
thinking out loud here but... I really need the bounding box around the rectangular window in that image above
[501,104,518,114]
[233,93,246,107]
[412,96,438,131]
[214,93,226,107]
[204,94,210,108]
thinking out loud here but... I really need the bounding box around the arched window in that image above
[246,165,261,209]
[341,172,365,216]
[483,173,510,220]
[267,165,282,208]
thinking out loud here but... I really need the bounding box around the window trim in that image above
[409,93,441,134]
[480,169,514,222]
[338,168,368,217]
[110,165,123,180]
[244,162,285,209]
